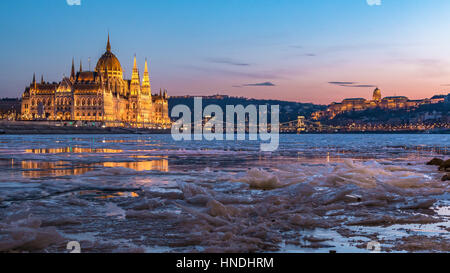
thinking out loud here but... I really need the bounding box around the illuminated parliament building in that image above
[20,35,170,127]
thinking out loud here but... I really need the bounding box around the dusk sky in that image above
[1,0,450,104]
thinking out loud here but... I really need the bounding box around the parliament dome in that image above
[95,35,123,76]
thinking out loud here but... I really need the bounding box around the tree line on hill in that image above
[168,96,326,123]
[323,102,450,126]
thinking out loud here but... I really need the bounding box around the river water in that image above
[0,134,449,253]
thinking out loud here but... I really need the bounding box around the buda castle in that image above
[313,88,448,120]
[20,35,171,127]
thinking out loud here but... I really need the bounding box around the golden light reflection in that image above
[102,159,169,172]
[21,161,95,178]
[25,147,123,154]
[95,191,140,199]
[20,159,169,178]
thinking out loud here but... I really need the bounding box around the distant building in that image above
[430,95,447,104]
[313,88,443,120]
[20,35,171,127]
[372,88,382,102]
[380,96,409,109]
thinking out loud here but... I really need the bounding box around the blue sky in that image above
[1,0,450,103]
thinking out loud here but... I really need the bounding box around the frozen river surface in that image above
[0,134,449,253]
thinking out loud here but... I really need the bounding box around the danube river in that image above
[0,134,449,253]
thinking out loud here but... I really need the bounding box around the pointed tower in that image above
[41,75,44,84]
[106,33,111,53]
[70,58,76,81]
[130,55,141,96]
[79,59,83,73]
[142,58,151,97]
[32,73,37,89]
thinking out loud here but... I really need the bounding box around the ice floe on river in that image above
[0,135,449,252]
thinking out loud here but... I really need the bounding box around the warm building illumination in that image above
[20,35,171,127]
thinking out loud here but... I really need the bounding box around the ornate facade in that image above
[21,36,171,127]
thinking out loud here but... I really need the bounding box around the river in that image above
[0,134,449,252]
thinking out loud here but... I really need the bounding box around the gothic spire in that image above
[144,58,148,73]
[130,55,141,96]
[143,59,150,84]
[70,58,75,80]
[41,75,44,84]
[106,33,111,53]
[131,55,140,84]
[31,73,37,89]
[142,58,151,96]
[79,59,83,72]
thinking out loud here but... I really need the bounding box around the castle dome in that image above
[373,87,382,101]
[95,35,123,75]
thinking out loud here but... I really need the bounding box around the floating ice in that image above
[0,211,64,252]
[0,134,449,253]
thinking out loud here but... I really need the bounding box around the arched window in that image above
[87,99,91,106]
[82,99,85,106]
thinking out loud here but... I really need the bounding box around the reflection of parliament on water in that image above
[102,161,169,172]
[21,147,169,178]
[20,35,171,128]
[21,159,169,178]
[21,161,95,178]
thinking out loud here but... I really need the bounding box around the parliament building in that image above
[20,35,171,127]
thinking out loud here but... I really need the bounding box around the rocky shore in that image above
[427,158,450,181]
